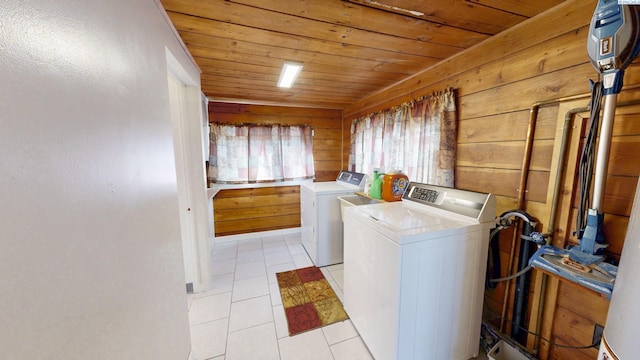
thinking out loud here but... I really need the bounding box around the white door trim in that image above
[166,48,211,293]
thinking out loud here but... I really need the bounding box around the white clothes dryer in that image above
[343,182,496,360]
[300,170,366,267]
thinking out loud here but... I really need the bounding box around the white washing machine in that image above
[300,170,366,267]
[343,182,496,360]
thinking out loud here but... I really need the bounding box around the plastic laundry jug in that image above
[382,171,409,202]
[369,170,383,200]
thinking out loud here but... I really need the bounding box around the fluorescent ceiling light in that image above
[277,61,303,88]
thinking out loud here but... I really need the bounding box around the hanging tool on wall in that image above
[580,0,640,260]
[529,0,640,299]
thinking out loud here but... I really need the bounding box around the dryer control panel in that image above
[336,170,366,188]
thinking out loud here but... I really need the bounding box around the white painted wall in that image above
[0,1,202,358]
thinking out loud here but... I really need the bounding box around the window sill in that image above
[208,179,312,198]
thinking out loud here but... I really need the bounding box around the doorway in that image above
[166,48,211,293]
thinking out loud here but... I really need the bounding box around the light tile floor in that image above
[187,232,488,360]
[187,233,372,360]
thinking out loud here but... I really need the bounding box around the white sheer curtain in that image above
[350,88,457,187]
[208,123,314,184]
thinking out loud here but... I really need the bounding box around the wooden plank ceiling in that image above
[161,0,566,109]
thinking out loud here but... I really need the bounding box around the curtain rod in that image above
[210,122,313,128]
[357,87,455,120]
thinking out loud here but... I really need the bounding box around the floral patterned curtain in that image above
[208,123,314,184]
[350,88,457,187]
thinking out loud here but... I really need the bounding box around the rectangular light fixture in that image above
[277,61,303,88]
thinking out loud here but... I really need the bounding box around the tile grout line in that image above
[204,234,374,360]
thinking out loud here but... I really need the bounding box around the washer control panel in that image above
[407,187,445,205]
[402,182,494,222]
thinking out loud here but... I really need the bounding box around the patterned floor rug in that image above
[276,266,349,336]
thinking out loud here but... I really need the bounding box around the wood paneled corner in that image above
[209,102,344,182]
[208,102,345,237]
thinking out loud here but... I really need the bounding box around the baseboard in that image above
[213,227,301,243]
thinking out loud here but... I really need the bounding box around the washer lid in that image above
[301,181,361,194]
[359,203,473,233]
[301,170,367,193]
[345,183,496,244]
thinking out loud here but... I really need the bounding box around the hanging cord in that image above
[486,226,505,289]
[576,81,604,239]
[486,210,542,286]
[489,265,532,283]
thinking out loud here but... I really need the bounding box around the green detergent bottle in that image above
[369,170,383,199]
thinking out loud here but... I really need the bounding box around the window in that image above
[350,88,457,187]
[208,123,315,184]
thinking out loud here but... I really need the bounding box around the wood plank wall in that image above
[208,102,343,236]
[213,186,300,236]
[343,0,640,359]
